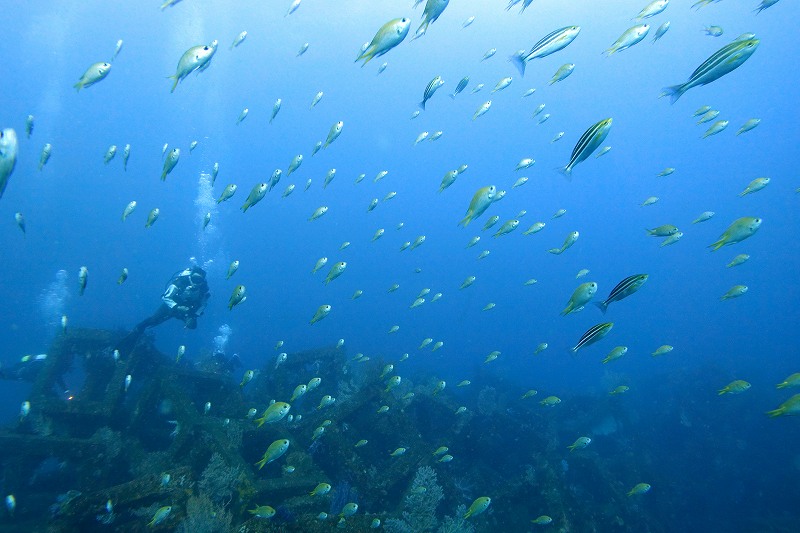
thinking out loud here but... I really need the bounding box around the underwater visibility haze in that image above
[1,0,800,531]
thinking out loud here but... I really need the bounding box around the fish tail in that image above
[776,383,787,389]
[160,171,167,181]
[765,408,783,418]
[458,215,471,228]
[557,165,573,181]
[560,306,570,316]
[593,301,608,314]
[717,389,727,395]
[255,457,267,469]
[73,81,83,92]
[359,50,375,67]
[168,75,179,93]
[449,93,456,99]
[508,54,526,77]
[413,20,429,41]
[418,100,426,110]
[707,238,725,251]
[659,84,685,104]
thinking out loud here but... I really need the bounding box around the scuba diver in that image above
[0,353,69,392]
[121,266,210,348]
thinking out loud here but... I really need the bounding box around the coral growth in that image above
[437,504,475,533]
[176,494,233,533]
[385,466,444,533]
[198,452,242,504]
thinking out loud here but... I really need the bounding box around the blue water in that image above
[2,0,799,530]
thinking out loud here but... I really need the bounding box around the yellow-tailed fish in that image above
[168,40,218,92]
[464,497,491,519]
[602,346,628,364]
[355,19,411,66]
[739,177,769,197]
[458,186,496,227]
[548,231,579,254]
[718,380,751,395]
[145,208,160,228]
[776,373,800,389]
[720,285,748,300]
[255,439,290,469]
[161,148,180,181]
[74,62,112,91]
[241,183,267,212]
[605,24,650,55]
[228,285,246,310]
[561,282,598,315]
[310,304,331,324]
[708,217,761,250]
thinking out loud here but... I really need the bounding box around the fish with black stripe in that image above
[509,26,581,77]
[595,274,648,314]
[572,323,614,353]
[560,118,613,177]
[420,76,444,110]
[661,38,759,104]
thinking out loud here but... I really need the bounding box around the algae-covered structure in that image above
[0,328,660,531]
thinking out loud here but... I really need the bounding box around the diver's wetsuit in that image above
[123,267,210,346]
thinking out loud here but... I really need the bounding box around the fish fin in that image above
[557,166,572,181]
[449,93,456,99]
[508,54,526,77]
[776,383,787,389]
[707,239,725,251]
[660,84,684,104]
[593,301,608,314]
[458,214,472,228]
[73,81,83,92]
[418,100,426,110]
[255,457,267,469]
[168,75,179,93]
[765,408,783,418]
[717,389,727,395]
